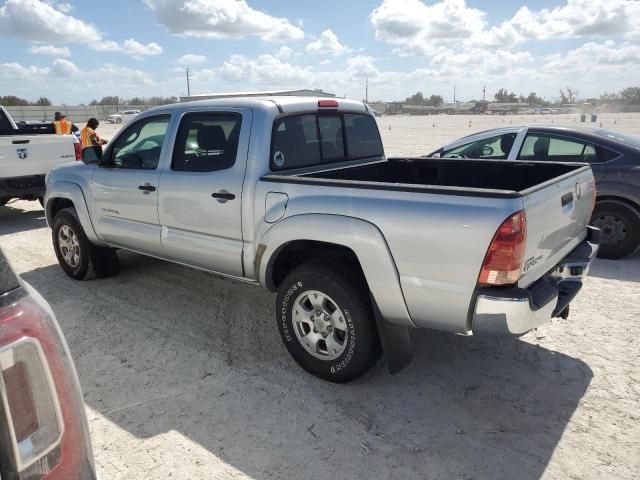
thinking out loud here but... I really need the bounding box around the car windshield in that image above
[597,130,640,148]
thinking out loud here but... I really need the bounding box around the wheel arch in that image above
[595,195,640,217]
[257,214,414,327]
[45,182,102,245]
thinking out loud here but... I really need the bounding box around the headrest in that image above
[197,125,226,151]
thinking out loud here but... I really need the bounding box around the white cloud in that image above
[56,1,71,13]
[370,0,640,54]
[219,53,313,85]
[50,58,80,76]
[306,29,349,56]
[29,44,71,57]
[370,0,487,54]
[176,54,207,65]
[144,0,304,42]
[345,55,379,78]
[0,0,101,43]
[276,46,293,61]
[511,0,640,40]
[91,38,163,57]
[0,62,49,80]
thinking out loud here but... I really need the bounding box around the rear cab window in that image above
[270,112,383,171]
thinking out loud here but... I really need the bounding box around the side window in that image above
[596,145,619,162]
[271,114,321,170]
[518,134,593,162]
[443,134,516,159]
[172,112,241,172]
[111,115,170,169]
[344,114,383,160]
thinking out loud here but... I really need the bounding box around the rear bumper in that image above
[471,226,600,335]
[0,175,46,199]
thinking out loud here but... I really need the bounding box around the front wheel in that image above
[52,207,120,280]
[276,263,381,383]
[592,201,640,259]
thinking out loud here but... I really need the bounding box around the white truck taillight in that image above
[73,137,82,161]
[478,210,527,286]
[0,286,95,479]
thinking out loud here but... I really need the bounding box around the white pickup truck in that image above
[0,106,80,205]
[44,97,599,382]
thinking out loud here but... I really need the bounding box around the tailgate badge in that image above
[16,148,28,159]
[575,182,582,200]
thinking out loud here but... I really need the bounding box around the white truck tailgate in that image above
[518,165,595,288]
[0,134,76,178]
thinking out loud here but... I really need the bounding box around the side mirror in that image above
[82,146,103,165]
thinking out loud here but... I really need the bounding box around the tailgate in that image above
[0,134,76,178]
[518,165,596,288]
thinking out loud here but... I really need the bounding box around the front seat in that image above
[533,137,550,161]
[191,125,226,171]
[500,134,515,158]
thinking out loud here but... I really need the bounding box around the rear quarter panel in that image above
[254,180,523,333]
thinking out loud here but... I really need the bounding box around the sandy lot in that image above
[1,114,639,480]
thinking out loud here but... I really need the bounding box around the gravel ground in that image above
[1,114,639,480]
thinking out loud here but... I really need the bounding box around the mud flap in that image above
[371,294,413,374]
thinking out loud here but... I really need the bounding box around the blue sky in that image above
[0,0,638,104]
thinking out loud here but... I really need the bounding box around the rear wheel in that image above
[592,201,640,259]
[52,207,120,280]
[276,262,381,383]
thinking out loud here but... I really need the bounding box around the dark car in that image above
[428,126,640,259]
[0,248,97,479]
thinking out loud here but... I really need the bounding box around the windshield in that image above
[597,130,640,148]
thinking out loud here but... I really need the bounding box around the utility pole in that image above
[482,85,486,102]
[186,68,191,97]
[453,85,456,103]
[365,77,369,103]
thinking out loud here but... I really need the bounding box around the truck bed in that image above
[263,157,588,197]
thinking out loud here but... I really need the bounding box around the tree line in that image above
[402,86,640,106]
[0,95,52,106]
[88,96,178,106]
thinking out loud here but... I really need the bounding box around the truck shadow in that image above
[22,252,592,480]
[587,252,640,283]
[0,203,46,235]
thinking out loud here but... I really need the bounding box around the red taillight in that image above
[318,99,339,108]
[478,210,527,286]
[73,141,81,161]
[0,289,94,479]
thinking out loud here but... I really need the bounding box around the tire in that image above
[116,118,122,124]
[592,201,640,259]
[276,262,381,383]
[52,207,120,280]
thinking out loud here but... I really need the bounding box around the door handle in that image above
[12,139,29,144]
[138,184,156,192]
[211,190,235,202]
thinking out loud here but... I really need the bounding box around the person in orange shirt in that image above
[79,118,107,149]
[52,112,78,134]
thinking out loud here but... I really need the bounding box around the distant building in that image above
[180,89,336,102]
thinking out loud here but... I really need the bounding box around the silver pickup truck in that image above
[44,97,599,382]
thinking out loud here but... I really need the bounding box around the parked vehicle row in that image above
[428,125,640,259]
[44,97,599,382]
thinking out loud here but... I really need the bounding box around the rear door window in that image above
[270,113,382,170]
[172,112,241,172]
[518,134,599,162]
